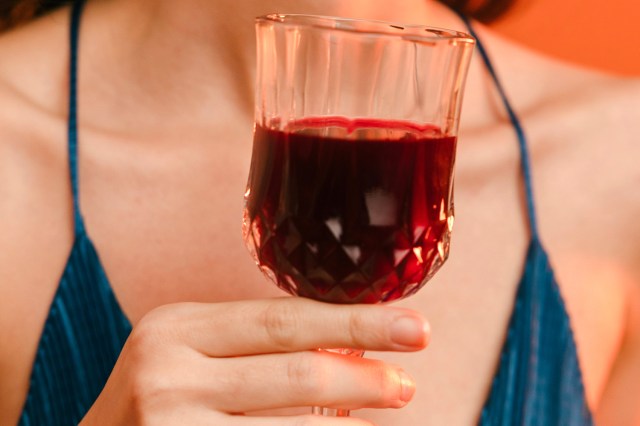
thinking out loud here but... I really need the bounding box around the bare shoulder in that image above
[472,27,640,406]
[521,58,640,261]
[480,26,640,243]
[0,6,70,110]
[0,5,72,201]
[0,10,74,423]
[0,8,70,240]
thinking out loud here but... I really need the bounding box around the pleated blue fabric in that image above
[478,239,593,425]
[456,15,595,426]
[18,1,132,425]
[17,234,132,426]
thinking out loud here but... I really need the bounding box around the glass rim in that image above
[256,14,475,44]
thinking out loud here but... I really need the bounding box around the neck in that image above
[80,0,484,136]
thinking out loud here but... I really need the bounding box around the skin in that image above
[0,0,639,424]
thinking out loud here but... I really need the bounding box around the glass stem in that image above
[311,348,365,417]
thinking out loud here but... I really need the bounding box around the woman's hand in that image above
[80,298,429,425]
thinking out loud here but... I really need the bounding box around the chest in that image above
[82,121,531,313]
[5,115,627,425]
[84,122,622,424]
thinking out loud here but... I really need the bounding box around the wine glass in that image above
[243,14,475,417]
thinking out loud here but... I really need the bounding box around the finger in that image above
[231,415,375,425]
[159,298,429,356]
[197,350,415,413]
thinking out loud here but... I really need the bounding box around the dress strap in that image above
[456,13,540,240]
[68,0,87,236]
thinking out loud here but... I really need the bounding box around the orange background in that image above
[490,0,640,76]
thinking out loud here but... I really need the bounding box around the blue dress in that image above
[17,1,593,424]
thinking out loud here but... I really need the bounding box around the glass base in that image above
[312,406,352,416]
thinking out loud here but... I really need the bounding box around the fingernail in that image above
[390,315,428,348]
[398,370,416,403]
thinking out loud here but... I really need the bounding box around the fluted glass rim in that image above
[256,14,475,45]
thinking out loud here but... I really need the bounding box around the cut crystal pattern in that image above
[244,211,450,304]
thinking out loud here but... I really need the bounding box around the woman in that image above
[0,0,638,424]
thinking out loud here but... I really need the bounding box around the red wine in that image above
[243,117,456,303]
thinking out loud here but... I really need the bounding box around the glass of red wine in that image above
[243,14,475,417]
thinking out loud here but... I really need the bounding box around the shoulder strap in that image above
[68,0,88,236]
[456,14,540,240]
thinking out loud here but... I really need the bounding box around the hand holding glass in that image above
[243,14,474,417]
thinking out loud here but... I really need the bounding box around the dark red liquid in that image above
[243,117,456,303]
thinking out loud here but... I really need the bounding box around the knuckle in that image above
[128,367,173,416]
[208,363,246,398]
[128,316,165,355]
[127,358,211,420]
[125,305,191,372]
[347,310,370,349]
[286,352,330,396]
[129,303,192,352]
[260,300,303,350]
[119,304,211,421]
